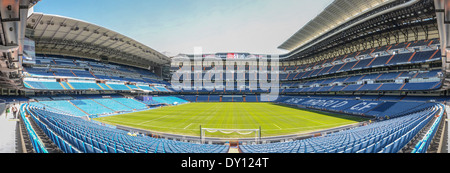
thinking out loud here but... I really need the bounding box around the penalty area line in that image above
[184,123,194,129]
[273,124,282,130]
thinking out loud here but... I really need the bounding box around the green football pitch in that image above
[94,102,368,138]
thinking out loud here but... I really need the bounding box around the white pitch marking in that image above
[184,123,194,129]
[137,115,170,125]
[273,124,282,130]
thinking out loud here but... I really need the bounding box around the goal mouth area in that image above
[200,127,261,144]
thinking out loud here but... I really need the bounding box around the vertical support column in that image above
[445,0,450,76]
[0,0,35,89]
[435,0,450,90]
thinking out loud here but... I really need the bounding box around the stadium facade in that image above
[0,0,449,154]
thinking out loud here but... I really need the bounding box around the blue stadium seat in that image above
[25,102,230,153]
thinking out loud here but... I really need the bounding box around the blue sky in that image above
[33,0,333,56]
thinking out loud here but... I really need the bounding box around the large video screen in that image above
[23,37,36,64]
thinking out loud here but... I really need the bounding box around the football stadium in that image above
[0,0,449,158]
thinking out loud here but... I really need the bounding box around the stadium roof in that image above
[278,0,395,51]
[278,0,438,62]
[26,13,171,69]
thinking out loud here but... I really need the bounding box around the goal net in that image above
[200,127,261,144]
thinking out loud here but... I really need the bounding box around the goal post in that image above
[200,126,261,144]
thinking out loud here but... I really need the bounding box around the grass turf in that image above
[94,102,368,138]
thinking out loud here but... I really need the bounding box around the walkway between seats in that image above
[0,112,17,153]
[446,105,450,153]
